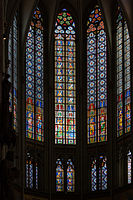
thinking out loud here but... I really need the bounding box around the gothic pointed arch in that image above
[116,4,131,137]
[87,5,107,144]
[90,155,107,191]
[67,159,75,192]
[56,158,64,192]
[54,8,76,145]
[26,152,39,189]
[26,152,34,189]
[26,6,44,142]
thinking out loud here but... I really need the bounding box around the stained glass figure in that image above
[99,156,107,190]
[91,158,97,191]
[87,5,107,144]
[56,159,64,191]
[67,159,75,192]
[8,14,18,130]
[55,9,76,144]
[116,5,131,137]
[26,7,44,141]
[127,151,132,184]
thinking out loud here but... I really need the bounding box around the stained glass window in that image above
[91,158,97,191]
[87,5,107,144]
[90,156,107,191]
[26,153,33,189]
[116,5,131,137]
[55,8,76,144]
[99,156,107,190]
[36,162,38,189]
[8,14,18,130]
[26,153,39,189]
[67,159,75,192]
[26,7,44,141]
[56,159,64,192]
[127,151,132,184]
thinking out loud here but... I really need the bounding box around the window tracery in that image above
[116,5,131,137]
[55,8,76,144]
[26,7,44,141]
[87,5,107,143]
[90,156,107,191]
